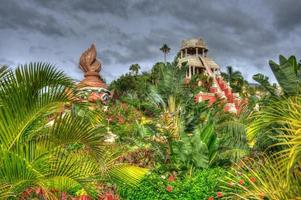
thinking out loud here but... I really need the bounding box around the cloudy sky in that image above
[0,0,300,83]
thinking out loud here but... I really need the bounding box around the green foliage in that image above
[0,63,148,198]
[109,71,150,98]
[252,73,278,96]
[129,64,141,75]
[172,118,218,172]
[119,168,226,200]
[221,66,246,93]
[269,55,301,96]
[222,155,301,200]
[253,55,301,97]
[215,107,250,164]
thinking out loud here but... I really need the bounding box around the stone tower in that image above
[177,38,244,113]
[178,38,220,79]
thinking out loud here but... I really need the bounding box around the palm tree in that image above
[224,97,301,199]
[221,66,244,93]
[0,63,147,199]
[129,64,140,75]
[160,44,171,64]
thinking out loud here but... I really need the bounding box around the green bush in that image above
[118,167,226,200]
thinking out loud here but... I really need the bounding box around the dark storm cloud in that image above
[0,0,73,36]
[265,0,301,30]
[0,0,300,83]
[32,0,129,17]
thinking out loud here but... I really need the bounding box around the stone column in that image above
[186,67,189,78]
[193,66,195,75]
[181,50,183,58]
[196,48,198,57]
[202,48,205,57]
[185,49,188,57]
[189,66,191,78]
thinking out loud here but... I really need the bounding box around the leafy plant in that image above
[0,63,148,199]
[269,55,301,96]
[118,168,226,200]
[222,155,301,200]
[253,55,301,97]
[172,118,218,173]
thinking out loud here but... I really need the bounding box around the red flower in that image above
[80,195,91,200]
[166,185,172,192]
[250,177,256,183]
[208,197,214,200]
[168,175,175,182]
[239,179,244,185]
[217,192,223,198]
[117,115,125,124]
[105,192,114,200]
[35,188,44,195]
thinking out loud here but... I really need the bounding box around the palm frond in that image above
[0,63,73,149]
[222,155,301,199]
[109,164,149,187]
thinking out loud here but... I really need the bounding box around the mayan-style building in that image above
[178,38,220,78]
[177,38,243,113]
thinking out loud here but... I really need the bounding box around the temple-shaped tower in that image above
[178,38,220,79]
[177,38,244,113]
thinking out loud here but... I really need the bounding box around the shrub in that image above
[118,167,226,200]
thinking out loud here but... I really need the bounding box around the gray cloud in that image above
[0,0,300,83]
[265,0,301,30]
[0,0,74,36]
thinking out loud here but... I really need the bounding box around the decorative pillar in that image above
[181,50,183,58]
[185,49,188,57]
[196,48,198,57]
[189,66,191,78]
[193,66,195,75]
[202,49,205,57]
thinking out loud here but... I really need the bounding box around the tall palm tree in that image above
[160,44,171,64]
[0,63,147,199]
[129,64,140,75]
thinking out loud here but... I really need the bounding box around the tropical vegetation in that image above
[1,53,301,199]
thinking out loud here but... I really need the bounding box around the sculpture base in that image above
[78,73,108,89]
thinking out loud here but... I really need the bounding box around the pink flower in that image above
[239,179,244,185]
[217,192,223,198]
[61,192,67,200]
[107,116,114,122]
[166,185,172,192]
